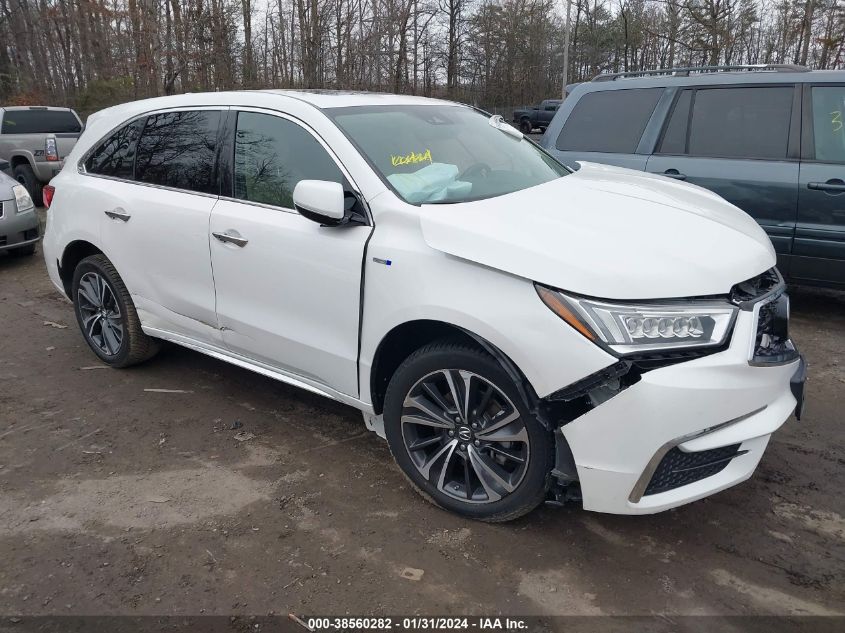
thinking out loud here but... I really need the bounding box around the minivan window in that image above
[810,86,845,163]
[135,110,220,195]
[1,109,81,134]
[234,112,344,209]
[658,89,693,154]
[85,120,143,179]
[686,87,792,160]
[556,88,662,153]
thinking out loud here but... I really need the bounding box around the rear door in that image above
[794,84,845,287]
[86,108,224,341]
[551,88,664,170]
[646,85,801,272]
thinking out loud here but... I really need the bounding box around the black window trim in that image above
[78,105,230,200]
[801,82,845,164]
[652,82,802,162]
[219,106,371,225]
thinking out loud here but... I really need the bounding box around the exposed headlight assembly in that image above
[536,284,738,355]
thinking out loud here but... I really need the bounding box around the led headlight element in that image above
[536,284,737,355]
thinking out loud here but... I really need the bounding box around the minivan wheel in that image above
[71,254,160,367]
[383,342,553,522]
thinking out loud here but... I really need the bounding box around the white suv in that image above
[42,91,805,521]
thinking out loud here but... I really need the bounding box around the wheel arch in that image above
[59,239,104,296]
[368,319,541,423]
[10,151,35,170]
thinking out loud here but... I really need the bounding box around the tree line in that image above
[1,0,843,116]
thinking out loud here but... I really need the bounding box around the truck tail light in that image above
[43,184,55,208]
[45,137,59,162]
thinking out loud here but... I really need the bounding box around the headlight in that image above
[12,184,34,214]
[536,284,737,355]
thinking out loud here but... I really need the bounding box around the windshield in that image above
[328,105,569,204]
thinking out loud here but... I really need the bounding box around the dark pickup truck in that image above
[512,99,562,134]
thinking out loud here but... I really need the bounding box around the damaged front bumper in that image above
[545,301,802,515]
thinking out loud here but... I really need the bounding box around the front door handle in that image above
[662,169,687,181]
[808,179,845,193]
[212,231,248,247]
[104,208,131,222]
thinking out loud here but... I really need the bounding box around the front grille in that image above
[644,443,744,496]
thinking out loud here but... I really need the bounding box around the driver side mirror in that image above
[293,180,346,226]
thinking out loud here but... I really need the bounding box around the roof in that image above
[257,89,455,109]
[1,105,77,112]
[583,68,845,91]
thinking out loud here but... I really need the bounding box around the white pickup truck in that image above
[0,106,83,206]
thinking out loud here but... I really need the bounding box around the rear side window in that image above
[1,110,81,134]
[233,112,344,209]
[686,87,793,160]
[135,110,221,194]
[556,88,662,153]
[85,120,143,179]
[810,86,845,163]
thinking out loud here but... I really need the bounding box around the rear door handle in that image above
[212,231,248,247]
[808,180,845,193]
[662,169,687,181]
[104,208,131,222]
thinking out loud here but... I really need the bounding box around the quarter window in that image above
[233,112,344,208]
[556,88,662,153]
[135,110,221,195]
[85,120,143,179]
[686,87,793,160]
[810,86,845,163]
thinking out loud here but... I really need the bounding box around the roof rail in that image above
[592,64,810,82]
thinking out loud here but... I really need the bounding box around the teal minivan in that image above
[541,65,845,290]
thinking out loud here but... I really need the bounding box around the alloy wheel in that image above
[400,369,530,504]
[77,271,124,356]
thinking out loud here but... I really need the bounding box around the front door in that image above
[646,85,800,274]
[209,110,372,397]
[794,84,845,287]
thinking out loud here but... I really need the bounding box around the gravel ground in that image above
[0,239,843,621]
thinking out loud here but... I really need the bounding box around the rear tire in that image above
[383,341,553,522]
[71,254,160,367]
[518,119,533,134]
[13,163,44,207]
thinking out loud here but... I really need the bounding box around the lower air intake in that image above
[644,443,744,496]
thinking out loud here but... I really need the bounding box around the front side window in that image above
[810,86,845,163]
[233,112,344,208]
[135,110,221,194]
[686,87,793,160]
[330,105,568,204]
[556,88,662,153]
[1,109,81,134]
[85,120,143,179]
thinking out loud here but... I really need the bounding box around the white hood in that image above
[419,162,775,299]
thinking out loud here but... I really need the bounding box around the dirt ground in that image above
[1,239,843,622]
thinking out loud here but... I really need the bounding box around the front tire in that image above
[71,254,160,367]
[519,119,533,134]
[13,163,44,207]
[383,342,553,522]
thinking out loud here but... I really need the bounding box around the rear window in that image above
[556,88,662,153]
[1,109,81,134]
[134,110,221,195]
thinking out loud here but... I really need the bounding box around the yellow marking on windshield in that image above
[391,149,432,167]
[831,110,843,133]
